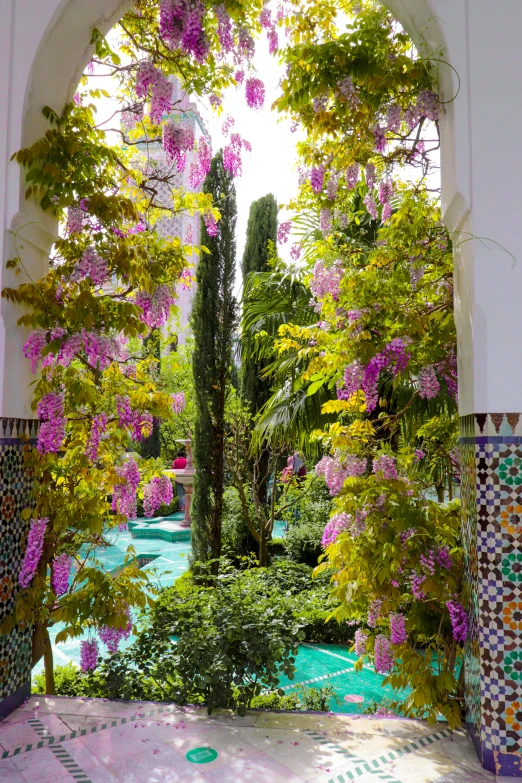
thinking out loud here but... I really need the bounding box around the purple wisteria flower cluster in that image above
[99,608,132,654]
[143,475,174,517]
[37,393,66,454]
[52,553,72,596]
[19,518,48,588]
[80,639,99,672]
[446,600,468,643]
[111,457,141,520]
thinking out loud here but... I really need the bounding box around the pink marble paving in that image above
[0,696,509,782]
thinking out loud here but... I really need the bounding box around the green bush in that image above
[82,578,305,713]
[32,663,87,696]
[221,487,259,561]
[250,691,300,710]
[270,537,286,557]
[279,483,329,566]
[283,516,325,566]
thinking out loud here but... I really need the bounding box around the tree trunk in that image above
[43,627,56,695]
[259,524,271,567]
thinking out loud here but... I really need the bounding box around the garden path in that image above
[0,695,509,782]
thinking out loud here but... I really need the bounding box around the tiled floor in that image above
[0,696,514,782]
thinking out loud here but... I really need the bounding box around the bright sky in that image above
[90,34,301,297]
[196,44,302,272]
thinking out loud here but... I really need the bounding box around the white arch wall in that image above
[2,0,522,773]
[0,0,132,421]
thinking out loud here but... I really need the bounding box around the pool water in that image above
[34,523,404,714]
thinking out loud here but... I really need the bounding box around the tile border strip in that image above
[305,726,454,783]
[28,718,92,783]
[0,705,167,760]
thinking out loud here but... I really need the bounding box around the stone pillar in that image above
[0,418,37,718]
[384,0,522,775]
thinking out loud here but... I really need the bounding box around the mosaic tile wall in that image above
[0,418,38,718]
[461,412,522,777]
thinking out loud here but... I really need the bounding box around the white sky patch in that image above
[86,33,303,299]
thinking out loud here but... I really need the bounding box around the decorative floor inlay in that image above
[0,696,509,781]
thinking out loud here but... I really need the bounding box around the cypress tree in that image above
[190,151,237,570]
[240,194,277,414]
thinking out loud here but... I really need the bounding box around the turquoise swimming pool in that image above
[34,519,403,714]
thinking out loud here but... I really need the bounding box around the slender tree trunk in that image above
[43,627,56,695]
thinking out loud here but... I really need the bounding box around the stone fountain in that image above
[174,438,195,528]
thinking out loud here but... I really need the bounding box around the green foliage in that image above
[221,487,259,561]
[280,478,331,566]
[32,663,87,697]
[295,684,340,712]
[160,342,197,463]
[80,576,306,714]
[191,151,237,570]
[241,194,278,414]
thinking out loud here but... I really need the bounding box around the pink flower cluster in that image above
[277,221,291,244]
[135,285,176,328]
[72,247,108,286]
[321,512,351,548]
[310,165,325,194]
[23,330,47,373]
[354,628,368,657]
[259,3,278,54]
[37,393,66,454]
[363,193,378,220]
[411,572,426,600]
[365,163,376,189]
[80,639,99,672]
[135,61,173,124]
[223,133,251,178]
[342,339,411,413]
[320,208,332,236]
[112,457,141,520]
[52,553,72,596]
[374,634,394,673]
[171,392,186,413]
[367,599,382,628]
[99,608,132,654]
[215,4,233,52]
[238,27,255,60]
[158,0,209,63]
[372,454,398,480]
[336,76,358,105]
[346,163,359,190]
[326,172,339,201]
[310,260,341,301]
[85,413,108,462]
[116,396,153,441]
[418,365,440,399]
[446,599,467,643]
[390,613,407,644]
[67,207,85,234]
[204,210,219,237]
[19,518,48,588]
[315,455,348,495]
[189,136,212,188]
[290,244,301,261]
[163,120,194,170]
[436,348,458,401]
[245,78,265,109]
[143,475,174,517]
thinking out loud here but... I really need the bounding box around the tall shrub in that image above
[191,151,237,570]
[241,194,277,414]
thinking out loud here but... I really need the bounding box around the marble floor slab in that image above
[0,696,515,782]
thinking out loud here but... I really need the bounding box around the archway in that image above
[2,2,522,776]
